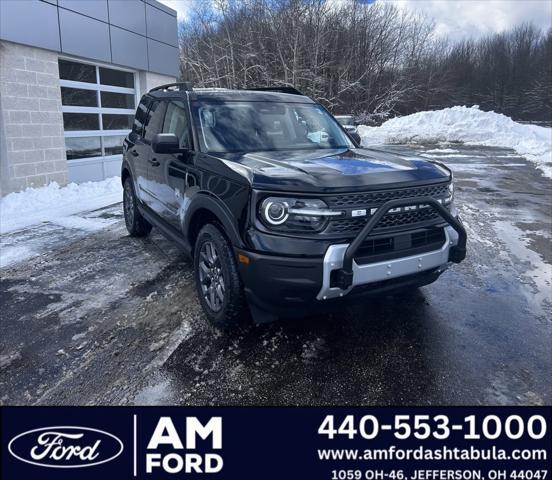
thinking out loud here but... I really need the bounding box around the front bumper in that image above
[317,226,458,300]
[238,196,467,319]
[237,249,450,320]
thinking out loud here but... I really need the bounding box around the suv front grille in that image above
[325,183,450,235]
[326,183,449,209]
[327,207,443,234]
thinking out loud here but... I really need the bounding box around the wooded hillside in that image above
[179,0,551,122]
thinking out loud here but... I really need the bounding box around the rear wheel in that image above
[194,223,246,327]
[123,177,152,237]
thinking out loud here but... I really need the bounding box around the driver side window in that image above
[144,100,165,143]
[162,100,191,149]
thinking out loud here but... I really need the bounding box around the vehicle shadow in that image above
[161,288,449,406]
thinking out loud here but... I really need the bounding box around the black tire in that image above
[194,223,247,328]
[123,176,152,237]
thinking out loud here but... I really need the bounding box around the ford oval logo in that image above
[8,426,124,468]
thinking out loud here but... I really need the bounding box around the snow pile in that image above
[0,177,122,234]
[358,106,552,178]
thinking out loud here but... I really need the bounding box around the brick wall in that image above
[0,41,67,195]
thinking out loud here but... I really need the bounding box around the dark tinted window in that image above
[63,113,100,131]
[103,135,125,156]
[101,91,135,109]
[99,67,134,88]
[102,114,133,130]
[58,59,96,83]
[65,137,101,160]
[61,87,97,107]
[162,100,191,148]
[133,96,151,137]
[144,101,165,142]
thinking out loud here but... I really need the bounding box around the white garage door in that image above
[59,58,138,183]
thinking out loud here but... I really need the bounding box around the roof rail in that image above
[244,86,304,96]
[149,82,193,93]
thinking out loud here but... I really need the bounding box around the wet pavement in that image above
[0,144,550,406]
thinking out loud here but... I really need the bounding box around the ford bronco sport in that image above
[122,83,466,325]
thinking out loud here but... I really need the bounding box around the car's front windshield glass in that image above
[192,101,353,153]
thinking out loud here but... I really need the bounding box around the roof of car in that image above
[148,87,315,104]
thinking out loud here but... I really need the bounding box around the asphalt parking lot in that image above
[1,144,550,406]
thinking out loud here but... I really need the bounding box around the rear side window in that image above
[162,100,191,149]
[144,101,165,143]
[132,96,151,137]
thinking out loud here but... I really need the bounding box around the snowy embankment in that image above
[358,106,552,179]
[0,177,122,234]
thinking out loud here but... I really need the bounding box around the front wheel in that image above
[193,224,246,328]
[123,177,152,237]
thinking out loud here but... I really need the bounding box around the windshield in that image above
[192,101,353,153]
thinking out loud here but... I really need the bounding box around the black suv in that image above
[122,83,466,325]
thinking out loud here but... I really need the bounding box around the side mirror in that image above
[349,131,361,145]
[152,133,180,154]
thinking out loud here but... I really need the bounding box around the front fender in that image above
[182,190,246,249]
[121,158,132,184]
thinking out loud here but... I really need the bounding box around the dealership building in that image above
[0,0,178,195]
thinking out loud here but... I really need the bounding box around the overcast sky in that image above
[159,0,552,40]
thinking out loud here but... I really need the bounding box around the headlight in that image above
[263,200,289,225]
[259,197,342,232]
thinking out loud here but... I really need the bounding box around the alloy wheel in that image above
[124,182,134,223]
[198,241,225,312]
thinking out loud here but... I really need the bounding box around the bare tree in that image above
[178,0,551,122]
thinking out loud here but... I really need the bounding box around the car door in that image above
[139,99,167,211]
[152,98,196,231]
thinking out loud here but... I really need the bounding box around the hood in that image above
[212,147,451,193]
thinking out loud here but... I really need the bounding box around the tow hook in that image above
[334,269,354,290]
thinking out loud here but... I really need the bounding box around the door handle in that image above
[130,149,139,157]
[149,158,160,167]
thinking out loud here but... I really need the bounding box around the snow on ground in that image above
[423,148,460,154]
[421,153,485,158]
[0,177,122,235]
[358,106,552,178]
[0,205,122,268]
[0,244,33,269]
